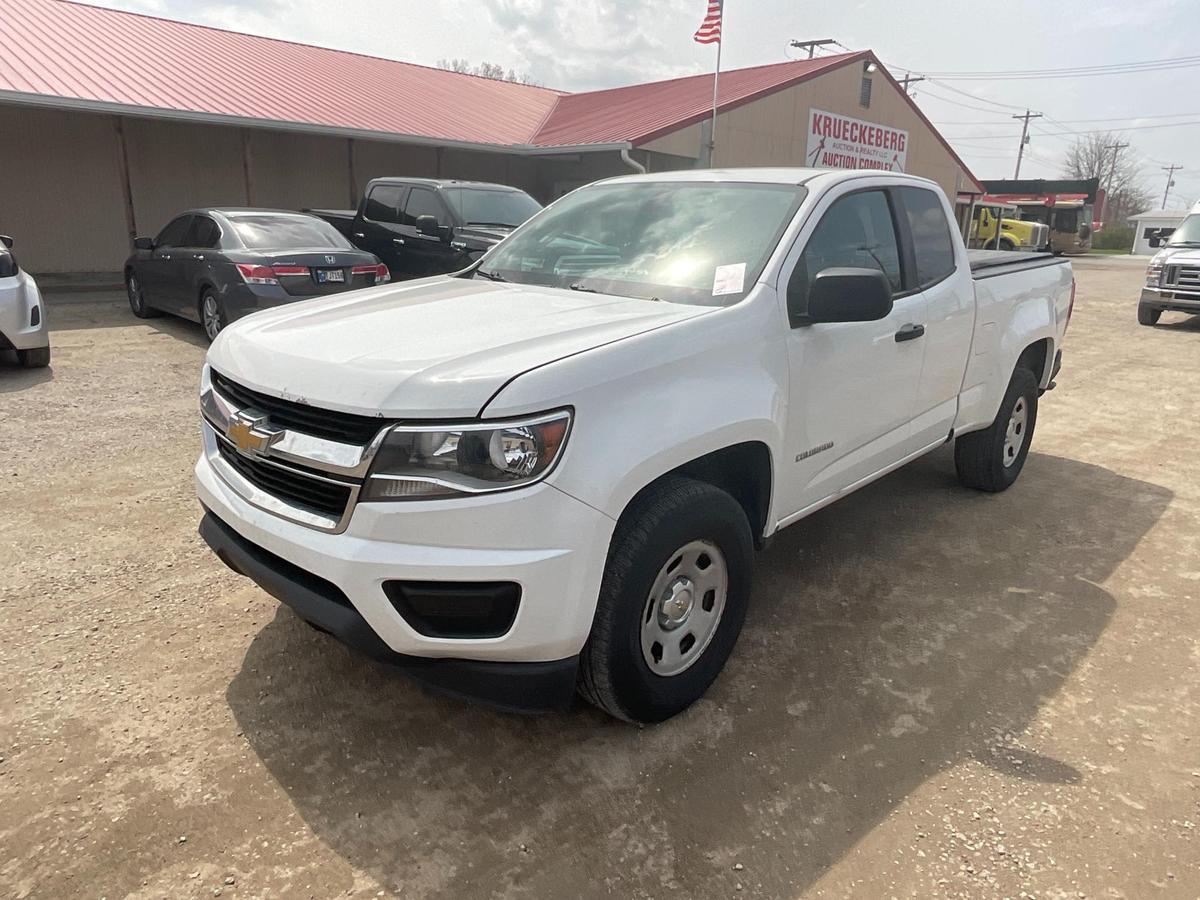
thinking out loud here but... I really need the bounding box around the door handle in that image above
[160,253,172,260]
[392,237,405,245]
[353,232,365,238]
[194,254,205,260]
[894,323,925,342]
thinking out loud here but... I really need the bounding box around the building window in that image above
[859,76,873,108]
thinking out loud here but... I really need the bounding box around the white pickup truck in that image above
[196,169,1073,723]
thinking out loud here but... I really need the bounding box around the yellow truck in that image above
[968,201,1050,252]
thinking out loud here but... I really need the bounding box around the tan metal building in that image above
[0,0,981,275]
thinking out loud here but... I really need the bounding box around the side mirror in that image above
[134,236,154,250]
[415,215,445,238]
[793,267,894,325]
[0,235,13,250]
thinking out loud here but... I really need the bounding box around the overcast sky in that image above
[88,0,1200,209]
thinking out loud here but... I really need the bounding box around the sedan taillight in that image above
[352,263,390,284]
[236,264,311,285]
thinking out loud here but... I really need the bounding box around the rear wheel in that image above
[999,238,1016,252]
[955,366,1039,492]
[1137,303,1162,326]
[17,346,50,368]
[200,288,225,342]
[578,477,754,723]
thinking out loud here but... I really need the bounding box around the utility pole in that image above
[1011,109,1043,179]
[1161,164,1183,208]
[898,73,926,96]
[1102,141,1129,224]
[789,39,836,59]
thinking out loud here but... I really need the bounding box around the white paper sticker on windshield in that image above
[712,263,746,296]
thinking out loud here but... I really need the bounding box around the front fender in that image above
[482,293,788,524]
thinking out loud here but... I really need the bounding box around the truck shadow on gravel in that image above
[225,448,1171,899]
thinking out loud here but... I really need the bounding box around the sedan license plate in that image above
[317,268,344,283]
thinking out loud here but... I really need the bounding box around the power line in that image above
[940,119,1200,138]
[915,53,1200,80]
[932,110,1200,126]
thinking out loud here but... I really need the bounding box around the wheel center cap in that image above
[660,579,695,628]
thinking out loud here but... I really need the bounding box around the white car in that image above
[0,235,50,368]
[195,169,1073,723]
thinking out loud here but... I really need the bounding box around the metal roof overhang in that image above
[0,89,635,158]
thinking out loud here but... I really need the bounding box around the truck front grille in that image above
[211,370,389,445]
[215,435,355,519]
[1165,265,1200,290]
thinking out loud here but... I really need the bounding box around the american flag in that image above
[693,0,723,44]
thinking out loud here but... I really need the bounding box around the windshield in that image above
[443,188,542,228]
[1166,214,1200,245]
[229,215,353,250]
[477,181,806,306]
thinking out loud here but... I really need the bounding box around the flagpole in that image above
[706,1,723,167]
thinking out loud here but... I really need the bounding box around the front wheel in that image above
[1137,304,1162,326]
[200,289,226,342]
[955,366,1039,492]
[578,477,754,723]
[126,271,159,318]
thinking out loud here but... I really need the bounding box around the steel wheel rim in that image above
[202,295,222,340]
[1003,396,1028,468]
[640,539,728,677]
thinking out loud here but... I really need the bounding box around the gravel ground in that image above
[1,257,1197,899]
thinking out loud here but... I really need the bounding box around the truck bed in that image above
[968,249,1068,280]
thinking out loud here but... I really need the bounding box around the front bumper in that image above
[1141,286,1200,314]
[195,448,615,665]
[0,271,50,352]
[199,510,580,712]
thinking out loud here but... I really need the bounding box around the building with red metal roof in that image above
[0,0,982,273]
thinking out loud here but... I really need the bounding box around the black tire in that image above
[17,345,50,368]
[200,288,225,342]
[999,239,1016,252]
[1137,304,1162,326]
[126,270,159,318]
[955,366,1039,492]
[578,476,755,723]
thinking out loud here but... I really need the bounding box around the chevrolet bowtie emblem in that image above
[226,410,282,455]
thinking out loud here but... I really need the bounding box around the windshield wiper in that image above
[474,269,507,282]
[568,282,601,293]
[467,221,516,228]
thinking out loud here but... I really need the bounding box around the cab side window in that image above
[897,187,955,287]
[788,190,902,316]
[155,215,192,248]
[364,185,404,224]
[404,188,448,226]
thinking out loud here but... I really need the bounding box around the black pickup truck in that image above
[309,178,542,280]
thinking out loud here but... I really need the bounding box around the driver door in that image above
[776,187,927,520]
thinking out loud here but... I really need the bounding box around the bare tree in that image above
[1062,132,1153,223]
[437,58,538,85]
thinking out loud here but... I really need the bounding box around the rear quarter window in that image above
[898,187,956,287]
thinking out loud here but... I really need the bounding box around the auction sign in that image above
[805,109,908,173]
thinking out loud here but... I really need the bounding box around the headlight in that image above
[1145,260,1164,287]
[361,410,571,501]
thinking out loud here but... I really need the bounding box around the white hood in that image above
[207,276,710,418]
[1153,245,1200,266]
